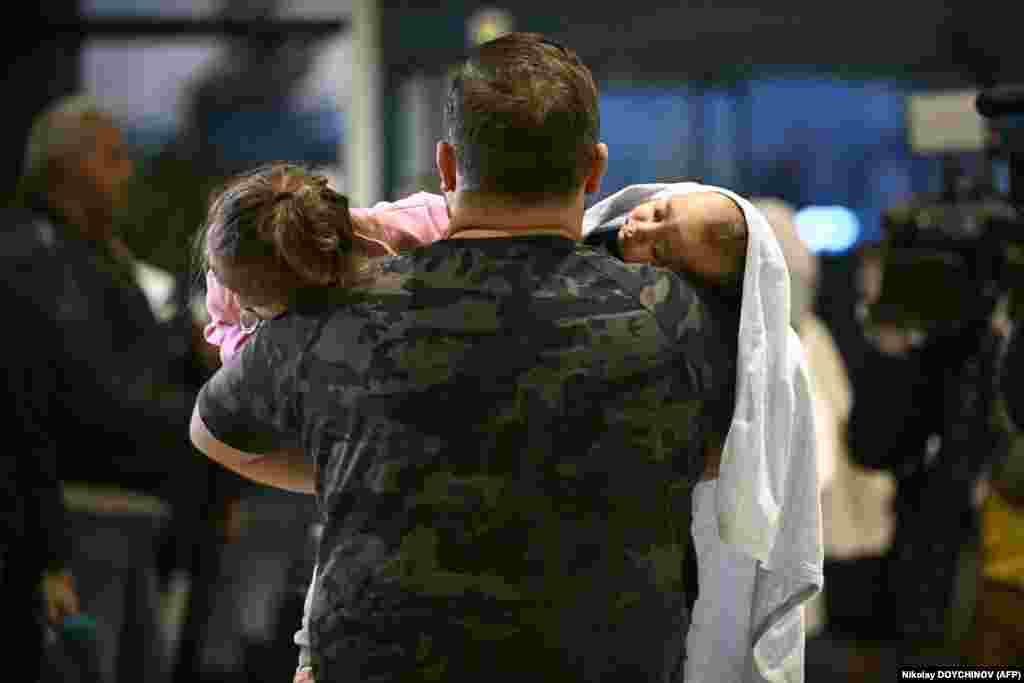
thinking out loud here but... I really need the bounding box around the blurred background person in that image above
[0,94,213,683]
[754,199,900,682]
[962,295,1024,665]
[0,281,81,683]
[969,97,1024,665]
[844,234,1009,675]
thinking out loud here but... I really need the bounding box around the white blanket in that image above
[584,183,824,683]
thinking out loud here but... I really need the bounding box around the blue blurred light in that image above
[793,205,862,254]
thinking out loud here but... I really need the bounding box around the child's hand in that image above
[293,666,315,683]
[42,569,79,624]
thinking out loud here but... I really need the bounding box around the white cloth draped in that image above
[584,183,823,683]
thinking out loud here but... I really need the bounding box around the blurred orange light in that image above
[468,8,513,46]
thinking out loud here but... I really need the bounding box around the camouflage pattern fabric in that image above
[198,235,738,682]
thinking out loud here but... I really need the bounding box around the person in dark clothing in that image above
[0,282,80,683]
[0,94,208,683]
[1000,310,1024,431]
[846,300,1007,673]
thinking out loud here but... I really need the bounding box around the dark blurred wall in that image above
[377,0,1022,201]
[379,0,1023,87]
[2,5,81,204]
[6,2,1018,208]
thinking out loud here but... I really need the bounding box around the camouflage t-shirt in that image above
[198,235,738,682]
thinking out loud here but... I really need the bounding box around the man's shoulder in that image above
[0,209,66,297]
[0,208,58,256]
[260,307,330,352]
[576,249,724,339]
[369,241,713,322]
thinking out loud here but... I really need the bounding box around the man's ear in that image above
[436,141,458,193]
[583,142,609,195]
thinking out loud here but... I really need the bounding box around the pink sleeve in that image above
[409,192,450,243]
[203,269,255,364]
[351,192,449,254]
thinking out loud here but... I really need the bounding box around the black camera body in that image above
[868,86,1024,333]
[873,193,1023,332]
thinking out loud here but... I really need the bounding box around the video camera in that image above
[868,86,1024,333]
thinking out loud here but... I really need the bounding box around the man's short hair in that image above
[22,94,116,182]
[444,32,600,203]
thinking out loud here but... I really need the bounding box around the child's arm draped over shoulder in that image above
[189,400,314,495]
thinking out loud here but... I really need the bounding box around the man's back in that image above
[200,235,736,681]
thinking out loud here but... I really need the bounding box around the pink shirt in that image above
[203,192,449,364]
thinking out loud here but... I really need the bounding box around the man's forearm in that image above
[189,405,316,495]
[224,451,316,495]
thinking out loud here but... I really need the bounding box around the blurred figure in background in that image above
[845,235,1008,674]
[753,200,897,682]
[0,95,208,683]
[0,282,81,682]
[963,296,1024,665]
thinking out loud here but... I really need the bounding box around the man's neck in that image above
[445,191,584,241]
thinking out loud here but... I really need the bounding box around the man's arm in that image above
[190,404,315,495]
